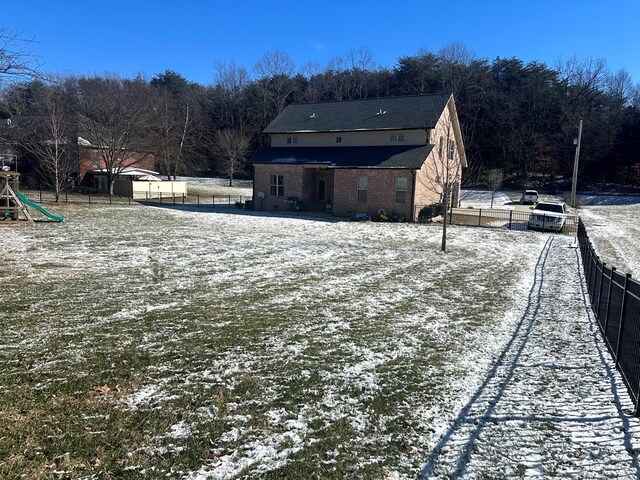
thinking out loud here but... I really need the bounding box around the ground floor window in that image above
[270,175,284,196]
[395,177,407,203]
[318,179,325,201]
[357,176,368,202]
[94,176,107,192]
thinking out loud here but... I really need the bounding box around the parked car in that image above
[528,201,567,232]
[521,190,539,205]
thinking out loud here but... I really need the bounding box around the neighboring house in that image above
[0,116,157,192]
[77,136,156,191]
[249,93,467,221]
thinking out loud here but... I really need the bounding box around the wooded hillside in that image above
[2,44,639,189]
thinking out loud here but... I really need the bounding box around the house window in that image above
[357,176,368,202]
[270,175,284,196]
[447,139,455,160]
[287,137,298,144]
[336,136,342,143]
[438,137,443,158]
[318,180,326,201]
[395,177,408,203]
[390,134,405,142]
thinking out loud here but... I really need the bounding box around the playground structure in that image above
[0,171,63,225]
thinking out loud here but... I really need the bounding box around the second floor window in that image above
[336,136,342,143]
[391,134,405,142]
[287,137,298,144]
[447,139,455,160]
[357,176,368,202]
[270,175,284,196]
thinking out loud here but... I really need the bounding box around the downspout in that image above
[252,163,257,209]
[410,169,417,222]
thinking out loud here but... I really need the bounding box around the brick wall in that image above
[253,163,305,212]
[332,169,414,220]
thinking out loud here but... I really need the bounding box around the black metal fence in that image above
[21,189,252,208]
[415,206,579,235]
[578,218,640,414]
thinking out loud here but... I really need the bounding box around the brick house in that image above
[249,93,467,221]
[77,138,156,192]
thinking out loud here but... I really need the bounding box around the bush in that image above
[418,203,445,223]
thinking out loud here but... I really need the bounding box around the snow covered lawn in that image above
[1,203,638,478]
[578,195,640,278]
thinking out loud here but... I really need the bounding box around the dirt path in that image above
[421,236,640,479]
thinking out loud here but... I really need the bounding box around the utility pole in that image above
[570,119,583,208]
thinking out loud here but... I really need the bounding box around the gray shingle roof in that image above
[249,145,433,169]
[263,94,451,133]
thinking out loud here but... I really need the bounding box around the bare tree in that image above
[149,87,203,180]
[438,42,476,98]
[213,129,250,186]
[213,59,250,130]
[416,107,465,252]
[18,83,75,201]
[253,50,297,116]
[484,168,504,208]
[76,76,152,194]
[0,28,41,80]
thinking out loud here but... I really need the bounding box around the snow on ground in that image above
[1,202,639,478]
[459,190,515,209]
[578,195,640,279]
[422,236,640,478]
[177,176,252,197]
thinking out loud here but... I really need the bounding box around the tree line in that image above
[1,36,639,193]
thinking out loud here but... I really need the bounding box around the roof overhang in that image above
[249,145,434,169]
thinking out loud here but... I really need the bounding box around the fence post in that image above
[39,188,42,202]
[182,194,185,205]
[228,195,231,209]
[508,210,513,230]
[590,255,600,301]
[160,192,163,204]
[603,267,616,333]
[88,192,91,204]
[478,209,482,226]
[614,273,632,367]
[197,193,200,206]
[585,247,594,295]
[212,195,215,206]
[596,262,606,314]
[65,191,68,203]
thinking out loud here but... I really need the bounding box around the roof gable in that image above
[263,94,451,133]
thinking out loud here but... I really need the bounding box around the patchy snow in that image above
[1,202,639,478]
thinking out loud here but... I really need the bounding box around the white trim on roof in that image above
[91,167,160,176]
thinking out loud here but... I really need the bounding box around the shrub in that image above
[418,203,445,223]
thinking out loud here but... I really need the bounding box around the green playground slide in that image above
[17,192,64,222]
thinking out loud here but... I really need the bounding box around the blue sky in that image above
[2,0,639,85]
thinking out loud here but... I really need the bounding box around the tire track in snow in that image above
[420,236,554,478]
[419,236,640,479]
